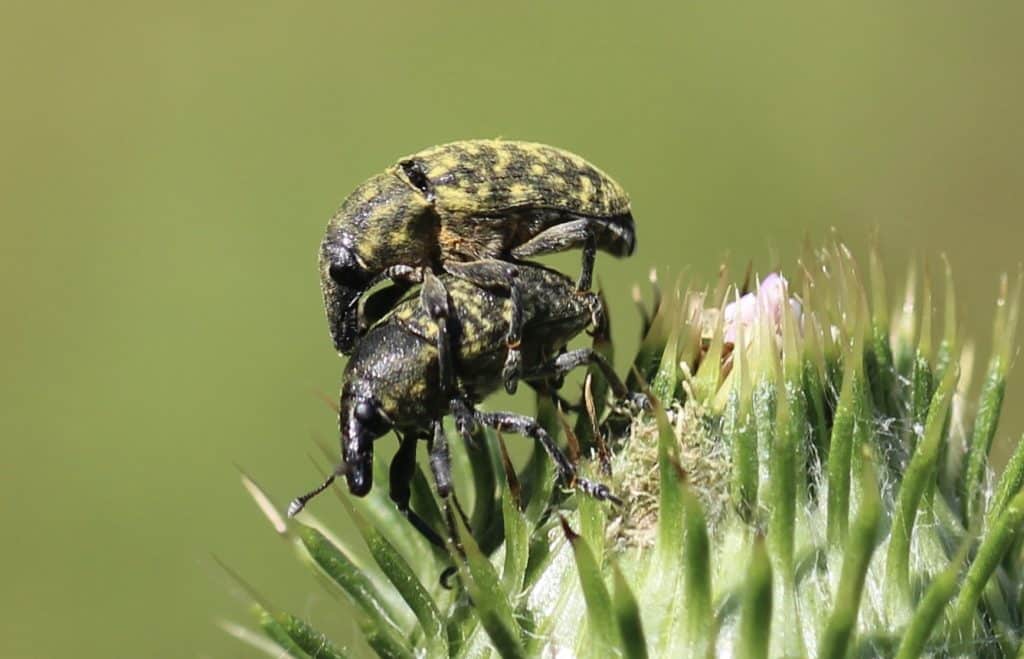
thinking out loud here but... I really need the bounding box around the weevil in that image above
[289,264,642,547]
[320,139,635,394]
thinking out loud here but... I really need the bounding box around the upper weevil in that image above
[320,139,635,393]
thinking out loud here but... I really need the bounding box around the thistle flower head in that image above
[228,242,1024,658]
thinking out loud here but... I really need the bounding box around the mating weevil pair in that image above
[319,139,635,393]
[289,140,642,550]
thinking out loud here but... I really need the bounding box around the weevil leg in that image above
[443,259,524,394]
[577,230,597,292]
[420,272,457,397]
[429,421,465,545]
[474,410,622,505]
[449,396,479,446]
[429,420,453,499]
[508,219,598,292]
[427,421,474,589]
[510,219,597,292]
[511,215,635,260]
[389,433,447,550]
[584,290,608,338]
[510,218,592,258]
[366,264,424,287]
[523,348,650,412]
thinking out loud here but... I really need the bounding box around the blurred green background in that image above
[2,2,1022,656]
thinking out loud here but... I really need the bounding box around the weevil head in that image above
[320,172,438,353]
[320,234,372,353]
[338,387,393,497]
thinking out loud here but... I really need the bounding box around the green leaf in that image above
[950,488,1024,640]
[523,394,558,525]
[866,236,896,417]
[644,398,686,657]
[820,451,882,659]
[293,523,412,659]
[724,319,757,520]
[827,324,864,546]
[562,517,621,658]
[466,427,500,545]
[907,271,934,451]
[894,543,967,659]
[962,272,1021,523]
[681,483,712,657]
[629,278,676,389]
[885,360,958,617]
[737,538,773,659]
[772,290,805,577]
[578,478,606,560]
[409,465,446,546]
[262,607,350,659]
[768,364,804,657]
[612,563,648,659]
[448,506,526,658]
[498,435,530,594]
[692,288,725,404]
[651,313,681,403]
[252,608,310,658]
[654,400,684,563]
[223,619,306,659]
[333,491,446,655]
[961,361,1007,523]
[802,315,829,469]
[988,433,1024,525]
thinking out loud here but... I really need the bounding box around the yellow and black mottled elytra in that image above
[319,139,636,355]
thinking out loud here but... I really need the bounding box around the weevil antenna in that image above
[286,463,346,517]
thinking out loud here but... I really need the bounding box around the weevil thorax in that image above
[321,172,437,277]
[393,140,635,260]
[342,321,441,433]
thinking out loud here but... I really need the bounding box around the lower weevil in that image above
[289,264,643,547]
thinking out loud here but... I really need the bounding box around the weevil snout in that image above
[600,213,637,257]
[323,240,373,353]
[339,394,391,497]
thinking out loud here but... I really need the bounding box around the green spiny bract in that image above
[230,242,1024,658]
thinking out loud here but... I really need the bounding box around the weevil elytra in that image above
[290,264,642,548]
[320,139,636,394]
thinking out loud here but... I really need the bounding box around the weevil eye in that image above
[352,398,391,436]
[325,242,371,289]
[354,400,375,422]
[398,159,435,202]
[329,262,367,288]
